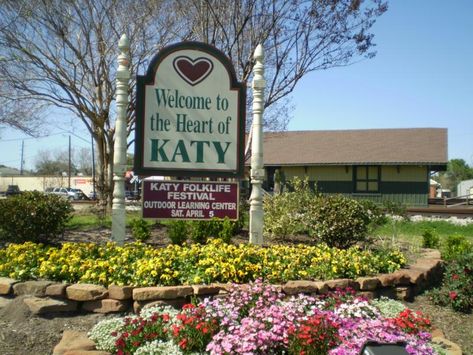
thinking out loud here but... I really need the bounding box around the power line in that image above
[0,131,65,143]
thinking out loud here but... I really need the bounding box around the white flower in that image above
[87,318,124,352]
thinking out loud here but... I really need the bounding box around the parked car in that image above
[49,187,80,200]
[5,185,21,197]
[70,188,89,200]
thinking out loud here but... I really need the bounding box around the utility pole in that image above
[111,34,130,244]
[20,140,24,175]
[68,135,71,188]
[249,44,265,245]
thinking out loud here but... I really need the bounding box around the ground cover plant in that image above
[428,252,473,313]
[88,280,441,354]
[0,239,405,286]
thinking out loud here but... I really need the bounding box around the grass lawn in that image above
[67,210,143,230]
[373,219,473,245]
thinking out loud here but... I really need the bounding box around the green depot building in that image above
[253,128,447,207]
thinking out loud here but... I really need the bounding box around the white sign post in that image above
[249,45,265,245]
[111,34,130,244]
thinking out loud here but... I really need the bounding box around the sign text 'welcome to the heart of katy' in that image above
[134,42,246,177]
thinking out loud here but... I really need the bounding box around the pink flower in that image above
[449,291,458,300]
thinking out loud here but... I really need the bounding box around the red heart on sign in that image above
[173,56,213,86]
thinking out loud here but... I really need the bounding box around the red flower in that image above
[452,274,460,280]
[179,338,188,349]
[449,291,458,300]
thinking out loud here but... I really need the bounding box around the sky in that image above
[290,1,473,165]
[0,0,472,171]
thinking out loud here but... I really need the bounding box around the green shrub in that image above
[217,217,236,243]
[442,234,473,261]
[189,220,214,244]
[189,218,238,244]
[309,195,371,249]
[167,220,189,245]
[382,200,407,218]
[358,199,387,231]
[422,229,440,249]
[428,253,473,312]
[264,177,316,238]
[129,218,152,242]
[0,191,73,243]
[264,180,375,248]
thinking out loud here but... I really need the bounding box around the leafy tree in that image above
[438,159,473,195]
[0,0,387,205]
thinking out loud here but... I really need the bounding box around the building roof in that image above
[259,128,448,167]
[0,166,21,176]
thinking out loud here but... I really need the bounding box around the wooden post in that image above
[249,44,265,245]
[111,34,130,244]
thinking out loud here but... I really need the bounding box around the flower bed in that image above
[0,240,406,286]
[87,280,443,355]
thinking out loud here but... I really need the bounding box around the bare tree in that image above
[75,147,94,175]
[0,83,44,135]
[0,0,386,205]
[178,0,387,130]
[34,149,73,176]
[0,0,180,205]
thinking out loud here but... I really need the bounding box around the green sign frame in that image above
[134,41,246,178]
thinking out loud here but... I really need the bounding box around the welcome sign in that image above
[134,42,246,177]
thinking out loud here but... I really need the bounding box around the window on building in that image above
[355,166,380,192]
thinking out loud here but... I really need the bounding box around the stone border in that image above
[0,249,443,316]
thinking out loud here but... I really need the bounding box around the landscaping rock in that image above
[0,296,12,309]
[13,280,54,297]
[358,291,377,300]
[82,299,130,313]
[395,286,413,301]
[421,249,441,260]
[192,284,221,296]
[134,298,188,313]
[402,267,426,284]
[431,328,445,338]
[23,296,77,315]
[324,278,359,290]
[108,285,133,300]
[66,284,108,301]
[211,283,233,292]
[282,280,319,295]
[431,336,462,355]
[356,277,381,291]
[377,271,410,287]
[46,283,69,298]
[0,277,17,295]
[53,330,96,355]
[133,286,193,301]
